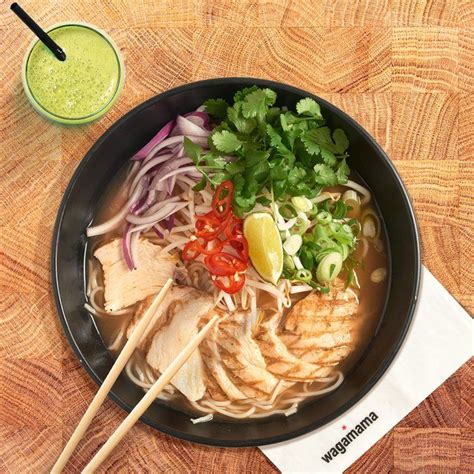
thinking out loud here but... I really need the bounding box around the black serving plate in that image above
[52,78,420,447]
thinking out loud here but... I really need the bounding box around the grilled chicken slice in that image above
[126,286,196,348]
[202,364,227,401]
[146,288,214,401]
[216,311,279,400]
[200,312,247,401]
[282,283,358,366]
[94,238,175,311]
[254,310,333,381]
[284,283,358,335]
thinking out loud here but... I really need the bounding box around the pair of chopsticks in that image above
[52,279,219,473]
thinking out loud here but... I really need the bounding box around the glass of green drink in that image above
[22,22,125,125]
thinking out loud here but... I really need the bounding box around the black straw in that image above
[11,2,66,61]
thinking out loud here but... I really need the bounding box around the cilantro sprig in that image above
[188,87,350,215]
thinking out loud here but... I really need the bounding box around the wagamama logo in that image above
[321,412,378,463]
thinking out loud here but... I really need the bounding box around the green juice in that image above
[23,24,124,124]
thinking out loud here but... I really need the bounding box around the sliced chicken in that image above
[254,310,333,381]
[282,283,358,366]
[216,311,279,400]
[146,288,214,401]
[281,341,352,365]
[200,312,247,401]
[126,286,196,348]
[202,364,227,401]
[285,283,358,336]
[94,238,175,311]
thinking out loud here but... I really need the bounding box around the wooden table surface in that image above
[1,0,473,472]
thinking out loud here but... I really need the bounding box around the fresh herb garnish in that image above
[198,88,350,215]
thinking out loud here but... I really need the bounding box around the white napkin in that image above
[260,267,473,473]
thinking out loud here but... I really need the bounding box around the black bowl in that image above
[52,78,420,447]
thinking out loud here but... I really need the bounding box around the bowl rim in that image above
[52,77,421,447]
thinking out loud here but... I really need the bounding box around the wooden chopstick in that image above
[52,279,174,473]
[82,314,220,473]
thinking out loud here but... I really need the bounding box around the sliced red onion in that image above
[186,170,203,181]
[126,201,189,226]
[130,194,148,214]
[149,157,192,190]
[130,223,154,234]
[132,119,175,161]
[171,116,211,138]
[184,111,210,130]
[165,214,175,232]
[146,189,157,205]
[142,135,208,165]
[136,196,181,219]
[128,152,174,196]
[175,145,185,158]
[122,224,135,271]
[154,165,211,187]
[167,174,177,195]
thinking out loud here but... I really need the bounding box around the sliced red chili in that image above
[204,252,247,276]
[182,239,203,261]
[227,235,249,261]
[223,215,243,239]
[201,238,224,256]
[195,212,222,239]
[212,180,233,219]
[213,273,246,294]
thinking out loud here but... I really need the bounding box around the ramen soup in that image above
[85,88,389,423]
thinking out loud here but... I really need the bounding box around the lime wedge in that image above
[244,212,283,285]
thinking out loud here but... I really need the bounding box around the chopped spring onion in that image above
[278,203,298,219]
[291,196,313,213]
[277,217,297,231]
[316,251,343,283]
[283,234,303,256]
[316,211,332,224]
[284,253,296,271]
[340,243,349,260]
[293,255,304,270]
[362,211,380,239]
[343,190,359,203]
[295,268,312,283]
[345,180,371,205]
[293,212,310,234]
[343,190,361,217]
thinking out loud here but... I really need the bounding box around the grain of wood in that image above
[390,0,460,26]
[391,93,458,161]
[0,0,472,472]
[459,28,474,92]
[393,428,462,470]
[392,27,459,92]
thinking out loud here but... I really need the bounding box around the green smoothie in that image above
[23,24,124,124]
